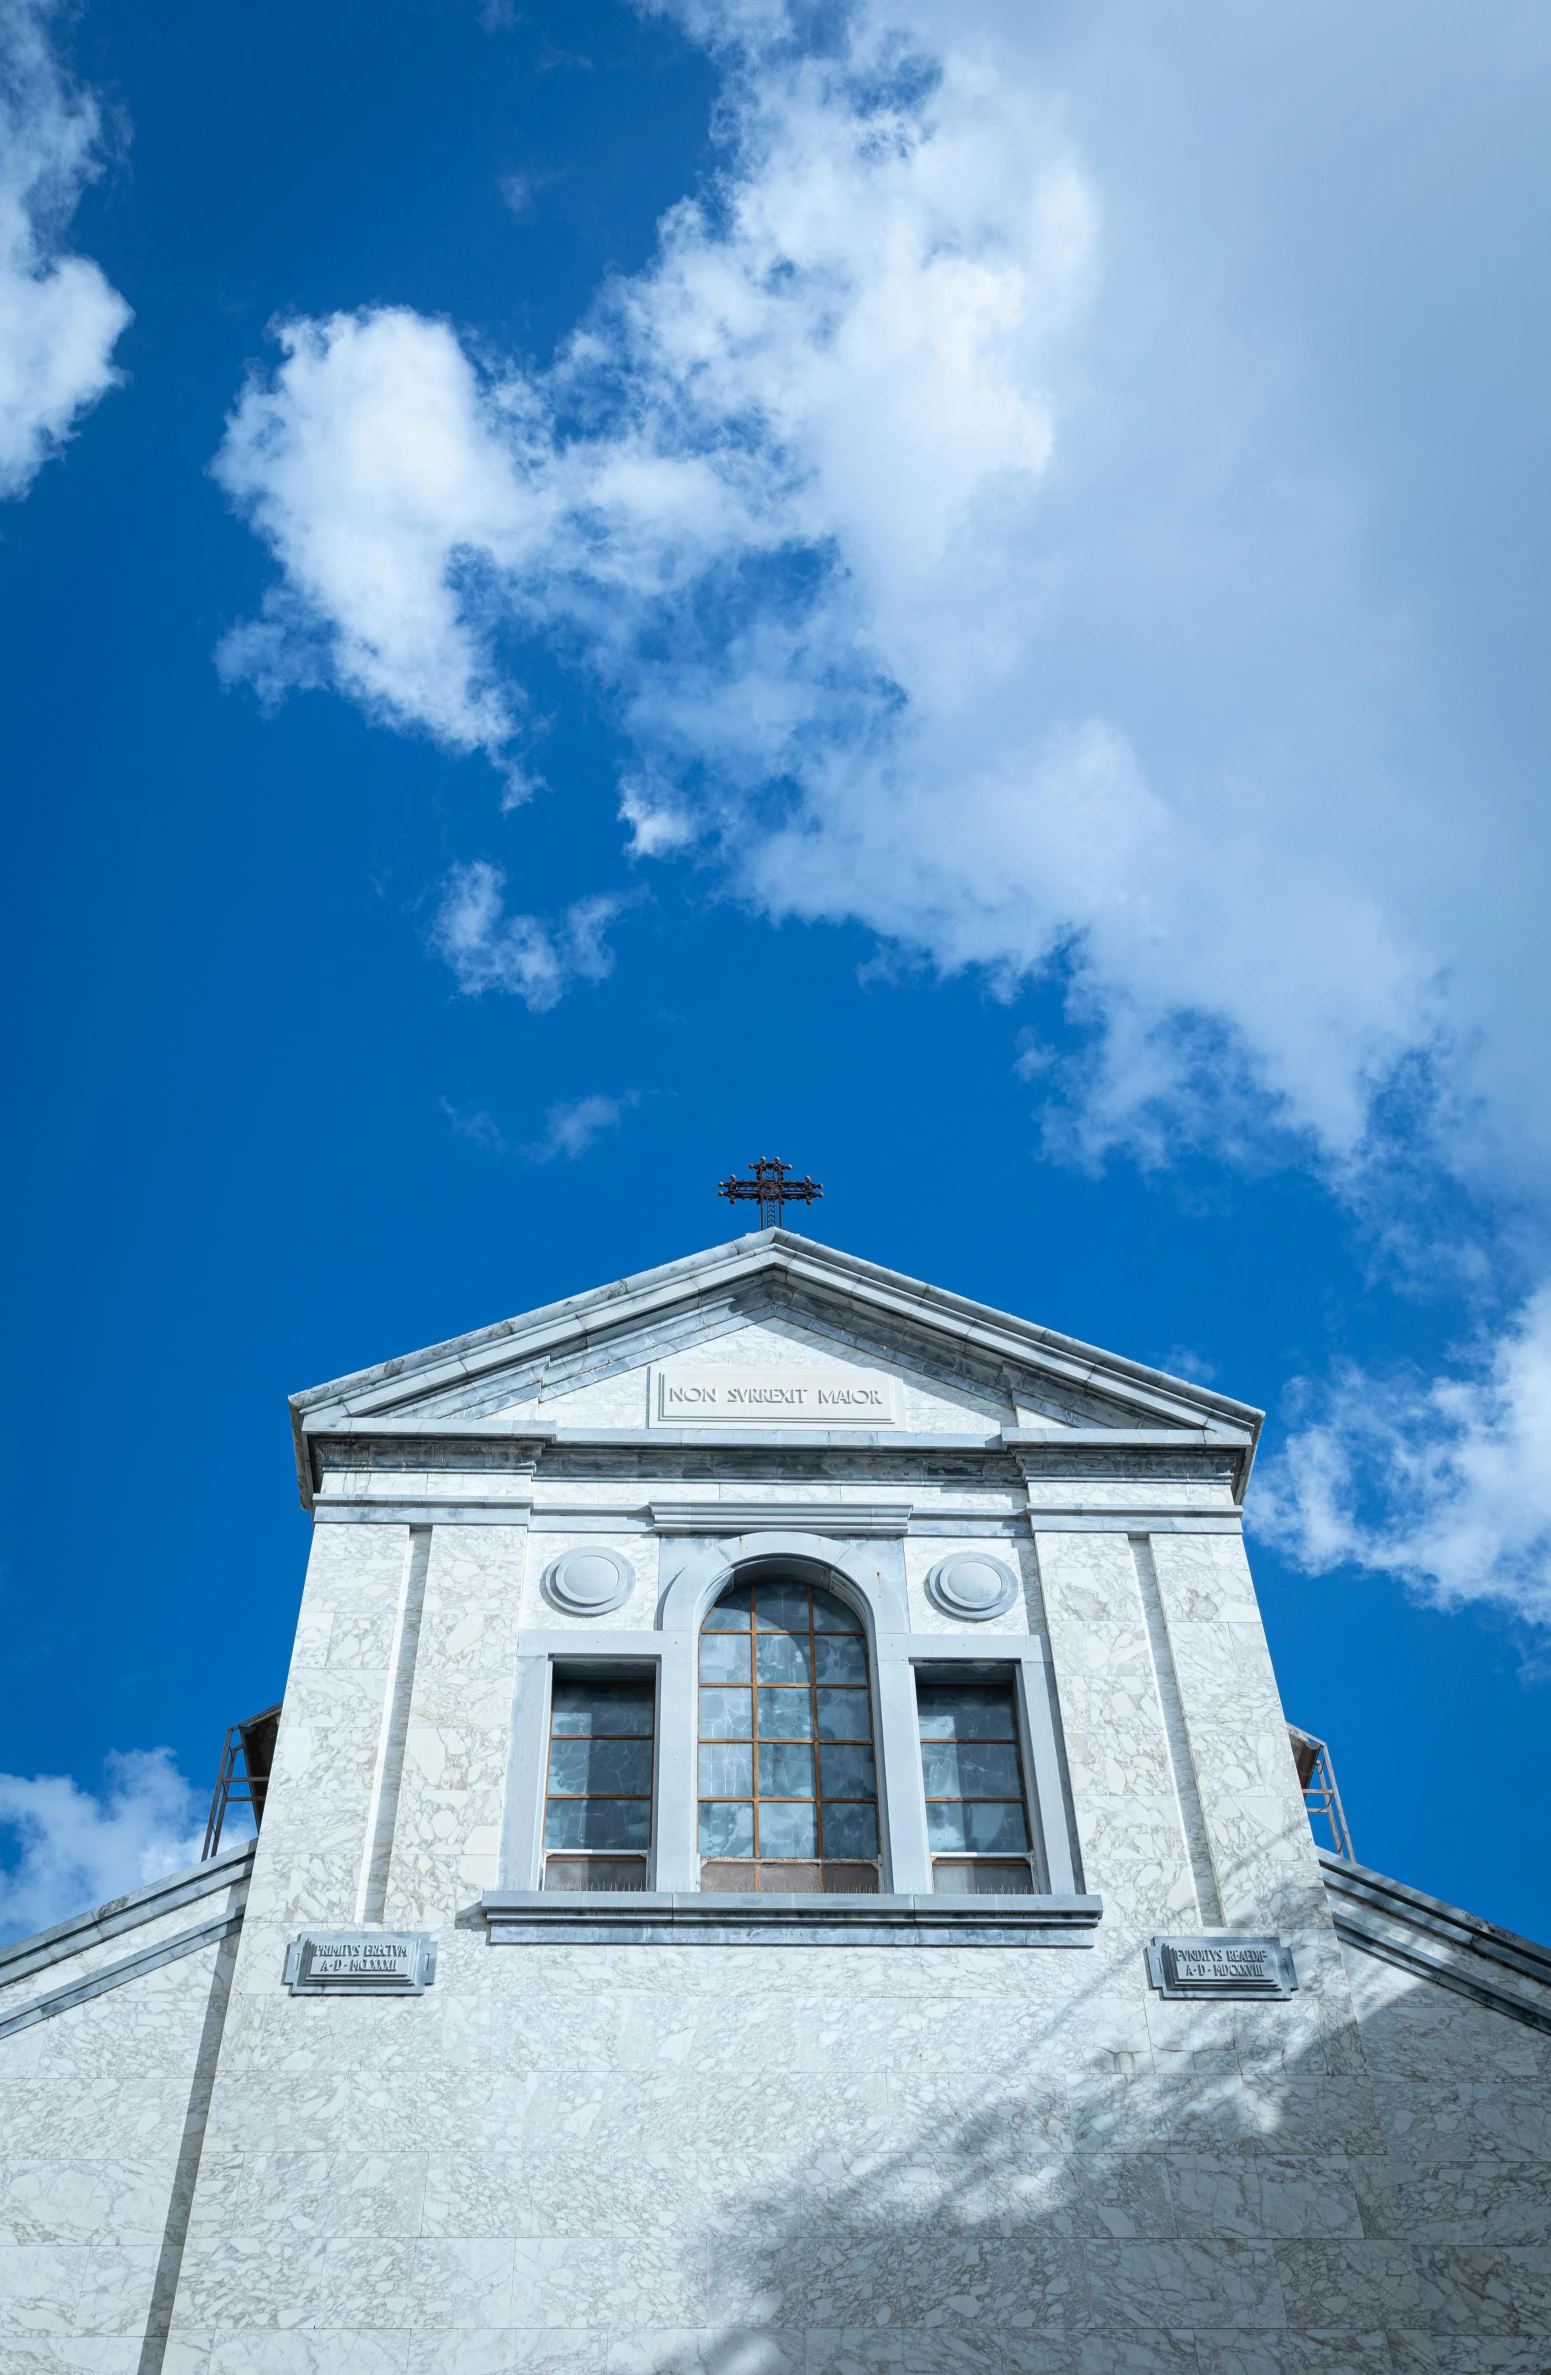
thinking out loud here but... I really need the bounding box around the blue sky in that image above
[2,0,1549,1946]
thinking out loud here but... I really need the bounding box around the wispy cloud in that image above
[1257,1290,1551,1635]
[0,0,132,500]
[524,1090,639,1163]
[440,1096,508,1152]
[0,1748,209,1949]
[430,860,620,1010]
[1162,1347,1217,1387]
[497,168,558,218]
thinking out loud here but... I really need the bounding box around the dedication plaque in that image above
[1146,1934,1297,1999]
[283,1930,437,1995]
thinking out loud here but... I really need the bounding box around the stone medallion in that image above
[926,1551,1019,1621]
[544,1545,635,1616]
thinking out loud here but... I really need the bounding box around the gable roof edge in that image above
[291,1233,1262,1422]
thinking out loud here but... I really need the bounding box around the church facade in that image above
[2,1231,1549,2372]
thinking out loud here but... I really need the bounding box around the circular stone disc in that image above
[547,1548,633,1613]
[929,1552,1017,1619]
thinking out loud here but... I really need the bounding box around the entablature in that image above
[298,1420,1251,1515]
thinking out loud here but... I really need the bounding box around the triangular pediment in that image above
[290,1232,1260,1458]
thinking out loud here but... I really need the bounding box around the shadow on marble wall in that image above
[67,1916,1547,2371]
[585,1943,1550,2375]
[137,1928,243,2375]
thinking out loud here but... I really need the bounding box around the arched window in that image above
[697,1577,879,1894]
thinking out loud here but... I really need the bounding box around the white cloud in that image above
[214,309,547,771]
[208,2,1474,1177]
[430,858,619,1008]
[1257,1288,1551,1633]
[619,776,694,858]
[525,1089,638,1162]
[0,0,131,499]
[0,1748,209,1949]
[213,0,1551,1617]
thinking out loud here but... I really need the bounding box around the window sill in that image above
[481,1889,1102,1947]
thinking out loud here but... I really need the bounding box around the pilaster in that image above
[1034,1528,1200,1933]
[382,1522,528,1925]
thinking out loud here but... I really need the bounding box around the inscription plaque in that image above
[283,1930,436,1995]
[651,1365,899,1426]
[1146,1934,1297,1999]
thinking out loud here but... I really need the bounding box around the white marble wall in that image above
[144,1492,1462,2373]
[1342,1935,1551,2370]
[0,1861,248,2371]
[387,1525,528,1922]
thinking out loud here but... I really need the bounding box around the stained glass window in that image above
[697,1580,879,1893]
[542,1675,654,1892]
[916,1679,1035,1895]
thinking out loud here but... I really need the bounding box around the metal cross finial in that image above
[718,1156,824,1233]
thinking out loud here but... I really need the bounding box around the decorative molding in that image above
[0,1841,254,1990]
[316,1500,1244,1536]
[1322,1851,1551,2035]
[483,1888,1102,1948]
[656,1532,912,1637]
[544,1545,636,1616]
[315,1497,534,1526]
[289,1234,1263,1506]
[1331,1911,1551,2038]
[0,1911,244,2043]
[926,1551,1019,1619]
[651,1500,914,1537]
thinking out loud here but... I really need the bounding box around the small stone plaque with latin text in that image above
[651,1365,899,1426]
[1146,1934,1297,1999]
[283,1930,436,1995]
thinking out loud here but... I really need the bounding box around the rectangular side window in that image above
[543,1674,654,1892]
[915,1679,1034,1895]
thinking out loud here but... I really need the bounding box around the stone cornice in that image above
[296,1418,1253,1511]
[287,1233,1264,1507]
[0,1841,255,1991]
[1322,1851,1551,2036]
[481,1888,1104,1948]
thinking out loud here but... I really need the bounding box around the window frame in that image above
[696,1576,883,1886]
[541,1665,659,1889]
[504,1644,671,1894]
[912,1664,1044,1893]
[498,1540,1080,1904]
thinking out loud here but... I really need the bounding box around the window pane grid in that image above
[543,1677,654,1880]
[916,1681,1034,1874]
[697,1582,878,1870]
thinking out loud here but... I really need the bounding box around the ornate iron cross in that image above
[717,1156,824,1232]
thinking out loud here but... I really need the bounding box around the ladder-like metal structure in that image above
[202,1703,282,1860]
[1289,1724,1355,1862]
